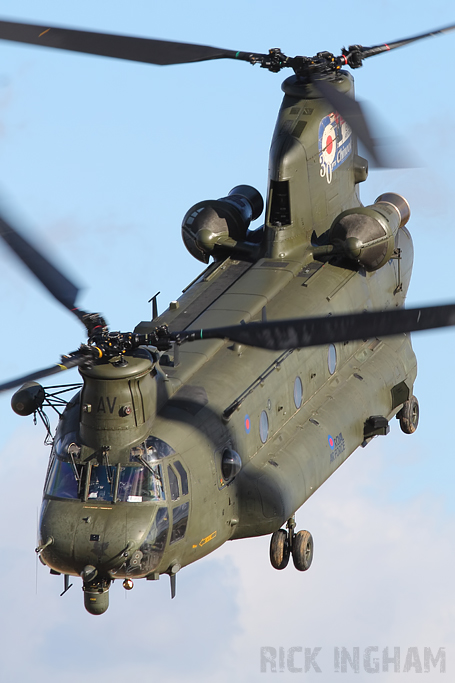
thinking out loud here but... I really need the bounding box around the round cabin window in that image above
[259,410,269,444]
[328,344,337,375]
[294,376,303,409]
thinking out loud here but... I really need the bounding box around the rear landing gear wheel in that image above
[270,529,290,570]
[292,530,314,571]
[397,395,419,434]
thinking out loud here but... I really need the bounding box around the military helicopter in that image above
[1,19,455,616]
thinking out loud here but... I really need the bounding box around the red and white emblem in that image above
[318,113,353,184]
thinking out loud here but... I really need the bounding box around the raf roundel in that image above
[320,121,337,166]
[328,435,335,450]
[244,414,251,434]
[318,112,353,184]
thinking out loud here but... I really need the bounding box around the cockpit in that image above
[44,434,182,504]
[39,429,192,612]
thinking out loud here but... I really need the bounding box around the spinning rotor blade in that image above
[0,351,87,393]
[0,19,254,66]
[3,302,454,393]
[0,209,107,333]
[314,79,413,168]
[183,303,455,351]
[1,17,454,71]
[359,22,455,60]
[0,18,431,168]
[313,79,382,166]
[0,211,80,313]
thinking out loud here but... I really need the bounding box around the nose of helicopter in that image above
[39,498,155,579]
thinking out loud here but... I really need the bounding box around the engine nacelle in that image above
[329,192,410,271]
[181,185,263,263]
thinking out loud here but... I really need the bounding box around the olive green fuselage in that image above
[39,72,417,593]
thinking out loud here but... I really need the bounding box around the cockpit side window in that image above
[45,458,80,499]
[138,507,169,574]
[174,460,189,496]
[170,502,189,544]
[44,425,84,500]
[168,465,180,501]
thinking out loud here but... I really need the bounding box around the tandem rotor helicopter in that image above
[1,18,455,615]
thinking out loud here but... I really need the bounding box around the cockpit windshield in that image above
[88,463,114,501]
[117,465,165,502]
[44,434,173,503]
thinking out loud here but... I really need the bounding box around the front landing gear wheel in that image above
[270,529,290,570]
[292,530,314,571]
[398,395,419,434]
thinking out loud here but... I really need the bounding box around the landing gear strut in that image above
[269,516,313,572]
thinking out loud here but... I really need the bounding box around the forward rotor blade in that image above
[0,19,253,66]
[183,303,455,351]
[0,352,85,393]
[361,21,455,59]
[0,210,80,313]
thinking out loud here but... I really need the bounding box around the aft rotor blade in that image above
[0,211,80,312]
[314,79,382,166]
[0,19,255,66]
[183,303,455,351]
[0,352,85,393]
[360,21,455,59]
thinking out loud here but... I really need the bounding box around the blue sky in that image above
[0,1,454,681]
